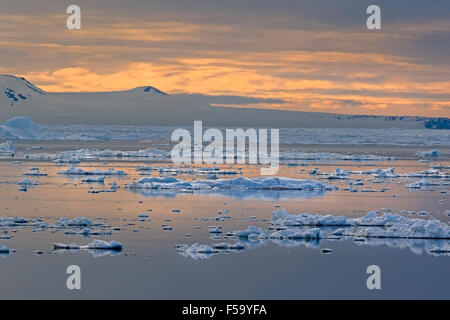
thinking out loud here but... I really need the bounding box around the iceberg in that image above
[0,116,42,139]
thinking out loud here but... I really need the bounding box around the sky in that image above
[1,0,449,117]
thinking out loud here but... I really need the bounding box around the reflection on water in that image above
[176,232,450,261]
[53,248,122,258]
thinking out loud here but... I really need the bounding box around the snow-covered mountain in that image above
[1,75,448,129]
[0,75,47,107]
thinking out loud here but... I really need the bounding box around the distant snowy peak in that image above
[127,86,168,96]
[0,75,47,107]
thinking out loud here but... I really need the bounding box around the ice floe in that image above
[404,168,449,179]
[431,164,450,170]
[82,176,105,183]
[416,150,443,157]
[23,168,47,176]
[309,167,400,179]
[234,226,268,239]
[269,228,322,240]
[126,176,335,192]
[53,148,169,163]
[138,212,149,218]
[20,147,169,163]
[54,240,123,257]
[56,217,97,227]
[140,166,239,177]
[0,140,15,155]
[27,124,450,147]
[176,242,245,260]
[428,244,450,256]
[54,243,80,250]
[136,165,153,171]
[281,151,395,161]
[271,209,450,239]
[196,168,239,175]
[0,216,29,226]
[178,209,450,259]
[58,165,127,176]
[86,239,123,250]
[0,214,126,256]
[208,226,222,234]
[406,179,450,188]
[308,166,449,191]
[0,243,9,253]
[17,179,39,186]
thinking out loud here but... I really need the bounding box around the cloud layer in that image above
[1,0,449,116]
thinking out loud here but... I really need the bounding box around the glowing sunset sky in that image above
[1,0,449,117]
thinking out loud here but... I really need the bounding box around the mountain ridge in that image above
[1,75,448,129]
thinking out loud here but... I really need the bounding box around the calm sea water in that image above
[0,143,448,299]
